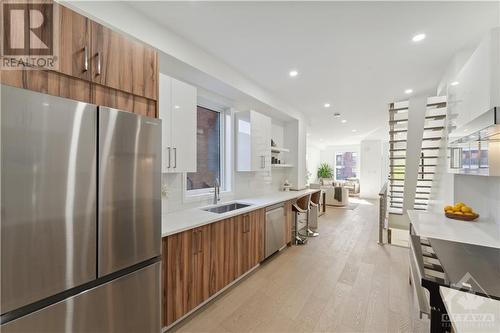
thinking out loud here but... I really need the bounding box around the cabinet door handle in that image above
[192,230,198,255]
[83,46,88,72]
[167,147,171,168]
[244,215,250,233]
[198,230,203,253]
[173,147,177,168]
[96,52,102,76]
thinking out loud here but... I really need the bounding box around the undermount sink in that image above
[202,202,251,214]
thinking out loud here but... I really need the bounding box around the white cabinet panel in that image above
[171,78,197,172]
[159,74,197,173]
[236,110,271,172]
[159,75,172,173]
[449,28,500,133]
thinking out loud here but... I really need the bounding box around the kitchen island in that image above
[407,210,500,249]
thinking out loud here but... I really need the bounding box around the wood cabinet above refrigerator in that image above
[0,3,159,117]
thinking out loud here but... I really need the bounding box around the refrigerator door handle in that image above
[173,147,177,168]
[167,147,171,169]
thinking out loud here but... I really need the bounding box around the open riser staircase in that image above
[388,97,447,214]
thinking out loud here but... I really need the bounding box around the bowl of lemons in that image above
[444,202,479,221]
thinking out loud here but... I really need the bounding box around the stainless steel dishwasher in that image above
[265,203,286,259]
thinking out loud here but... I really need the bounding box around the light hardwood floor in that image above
[170,199,430,333]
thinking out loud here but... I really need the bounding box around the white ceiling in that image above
[130,1,499,146]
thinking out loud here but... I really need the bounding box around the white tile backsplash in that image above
[162,168,291,213]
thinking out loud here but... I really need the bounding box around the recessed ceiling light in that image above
[333,112,341,118]
[412,33,426,42]
[289,70,298,77]
[174,105,180,109]
[324,103,330,108]
[352,129,357,133]
[451,81,460,86]
[341,119,347,124]
[405,89,413,94]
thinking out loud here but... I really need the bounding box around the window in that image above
[335,151,358,180]
[186,105,231,194]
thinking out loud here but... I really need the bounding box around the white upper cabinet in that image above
[236,110,271,172]
[159,74,197,173]
[449,28,500,132]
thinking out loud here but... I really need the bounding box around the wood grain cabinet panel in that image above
[165,229,191,326]
[191,225,210,309]
[165,226,210,327]
[1,70,91,103]
[91,21,157,100]
[248,209,265,267]
[236,209,265,277]
[208,217,238,296]
[164,209,265,328]
[54,4,91,80]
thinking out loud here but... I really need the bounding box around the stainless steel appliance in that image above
[1,85,161,332]
[265,203,286,258]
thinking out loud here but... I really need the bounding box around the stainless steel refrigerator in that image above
[1,85,161,332]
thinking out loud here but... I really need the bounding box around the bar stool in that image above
[292,194,311,245]
[308,190,321,237]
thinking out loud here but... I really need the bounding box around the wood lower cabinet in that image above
[208,216,238,295]
[237,209,265,276]
[164,225,210,327]
[163,209,265,327]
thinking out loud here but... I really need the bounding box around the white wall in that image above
[360,140,386,199]
[320,144,360,169]
[402,95,428,213]
[453,175,500,225]
[306,142,321,183]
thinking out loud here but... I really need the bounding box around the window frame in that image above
[183,102,232,201]
[334,151,359,181]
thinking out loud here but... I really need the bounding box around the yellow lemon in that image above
[444,205,453,212]
[464,212,474,216]
[445,210,454,214]
[454,211,464,215]
[456,202,466,207]
[461,206,472,213]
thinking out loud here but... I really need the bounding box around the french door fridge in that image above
[1,85,161,332]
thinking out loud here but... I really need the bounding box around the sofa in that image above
[312,181,349,207]
[324,186,349,206]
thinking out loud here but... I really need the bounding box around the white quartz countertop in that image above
[440,286,500,333]
[407,210,500,249]
[161,189,319,237]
